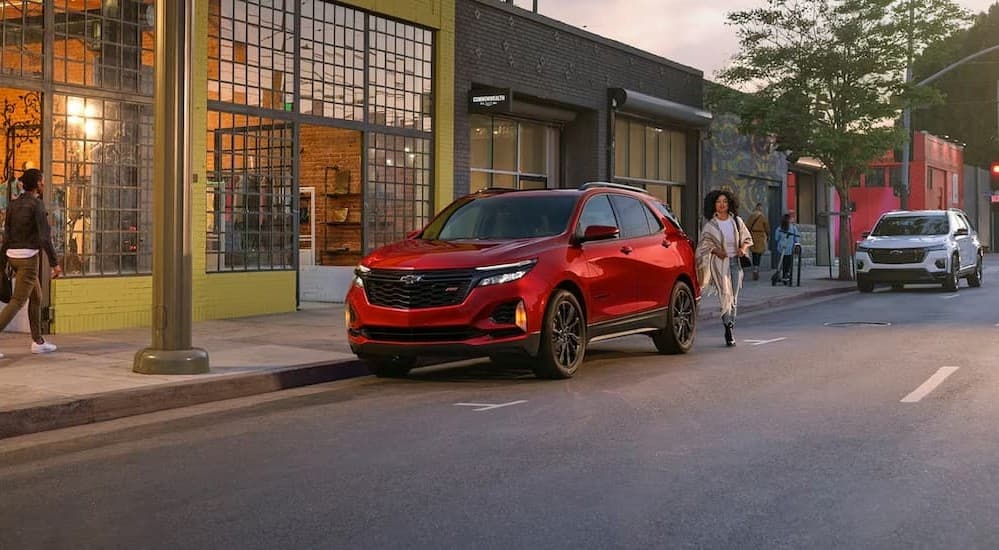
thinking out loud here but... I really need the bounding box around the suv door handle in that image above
[620,246,633,255]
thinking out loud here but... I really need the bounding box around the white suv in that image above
[855,209,984,292]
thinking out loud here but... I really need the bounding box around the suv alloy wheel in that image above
[652,281,696,354]
[533,290,587,379]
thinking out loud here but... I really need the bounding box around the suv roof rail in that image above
[474,187,520,194]
[578,181,651,195]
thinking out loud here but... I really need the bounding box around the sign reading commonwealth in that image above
[469,88,512,113]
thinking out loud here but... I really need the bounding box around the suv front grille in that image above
[869,248,926,264]
[364,269,476,309]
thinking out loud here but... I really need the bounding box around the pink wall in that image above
[839,132,964,251]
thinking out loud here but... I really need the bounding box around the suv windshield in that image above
[872,215,949,237]
[421,194,578,240]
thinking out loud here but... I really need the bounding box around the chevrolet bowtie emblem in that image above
[399,274,423,285]
[890,249,903,255]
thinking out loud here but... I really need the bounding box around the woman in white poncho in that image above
[695,190,753,347]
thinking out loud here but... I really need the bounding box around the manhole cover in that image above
[824,321,892,327]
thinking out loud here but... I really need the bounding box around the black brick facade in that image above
[454,0,706,223]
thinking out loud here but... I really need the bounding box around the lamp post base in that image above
[133,348,210,374]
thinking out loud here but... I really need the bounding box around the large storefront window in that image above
[300,2,364,120]
[614,116,687,224]
[53,95,153,276]
[208,0,294,108]
[0,2,43,79]
[54,0,155,94]
[206,111,294,271]
[366,133,431,250]
[0,1,156,278]
[368,14,433,131]
[209,0,435,267]
[470,114,557,192]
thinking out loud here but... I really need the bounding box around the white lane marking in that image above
[901,367,960,403]
[743,337,787,346]
[942,294,960,300]
[454,400,527,412]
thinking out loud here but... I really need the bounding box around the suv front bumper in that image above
[855,249,952,284]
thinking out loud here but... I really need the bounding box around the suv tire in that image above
[362,355,416,378]
[532,290,586,380]
[652,281,696,354]
[968,254,983,288]
[857,277,874,293]
[943,254,960,292]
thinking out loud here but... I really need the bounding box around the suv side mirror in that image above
[577,225,620,243]
[954,227,969,237]
[406,230,422,239]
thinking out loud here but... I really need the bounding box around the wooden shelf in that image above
[325,221,361,226]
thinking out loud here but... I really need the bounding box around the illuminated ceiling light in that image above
[67,96,84,117]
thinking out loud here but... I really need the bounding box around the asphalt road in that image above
[3,258,999,549]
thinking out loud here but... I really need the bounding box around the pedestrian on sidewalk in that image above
[0,168,62,357]
[695,190,752,347]
[771,213,800,286]
[745,202,770,281]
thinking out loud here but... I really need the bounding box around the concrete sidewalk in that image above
[0,264,855,439]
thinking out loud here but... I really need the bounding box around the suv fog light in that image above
[935,259,946,269]
[856,260,864,270]
[515,300,528,332]
[345,305,354,328]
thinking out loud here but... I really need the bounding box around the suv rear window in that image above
[422,194,578,240]
[872,215,949,236]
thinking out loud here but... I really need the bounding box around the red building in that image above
[823,132,965,247]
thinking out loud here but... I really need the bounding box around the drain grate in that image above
[824,321,892,327]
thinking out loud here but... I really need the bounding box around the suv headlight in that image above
[925,244,948,252]
[353,264,370,288]
[856,244,871,253]
[476,259,537,287]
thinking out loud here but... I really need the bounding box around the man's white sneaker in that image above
[31,341,57,354]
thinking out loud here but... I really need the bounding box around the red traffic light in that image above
[992,162,999,175]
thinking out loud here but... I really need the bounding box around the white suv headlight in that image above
[924,244,948,251]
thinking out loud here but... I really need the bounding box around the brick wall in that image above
[299,125,363,266]
[454,0,704,197]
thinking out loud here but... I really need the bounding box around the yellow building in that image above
[0,0,454,333]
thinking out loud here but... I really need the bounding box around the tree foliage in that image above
[718,0,967,279]
[912,3,999,168]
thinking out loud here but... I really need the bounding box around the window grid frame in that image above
[206,111,295,273]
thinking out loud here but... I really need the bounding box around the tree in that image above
[912,3,999,169]
[718,0,967,280]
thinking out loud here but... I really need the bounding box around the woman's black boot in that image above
[724,323,735,346]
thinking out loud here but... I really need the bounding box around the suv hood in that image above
[363,238,555,270]
[861,235,948,248]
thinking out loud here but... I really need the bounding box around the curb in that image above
[0,359,369,440]
[698,285,856,321]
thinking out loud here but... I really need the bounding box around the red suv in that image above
[345,182,700,379]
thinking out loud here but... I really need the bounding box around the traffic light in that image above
[992,161,999,184]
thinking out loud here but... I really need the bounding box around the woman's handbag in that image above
[735,216,752,269]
